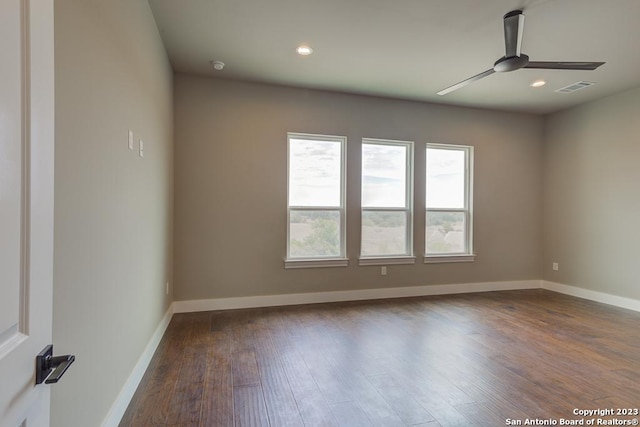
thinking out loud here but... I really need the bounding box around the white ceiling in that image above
[148,0,640,114]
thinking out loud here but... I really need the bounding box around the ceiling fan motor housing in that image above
[494,54,530,72]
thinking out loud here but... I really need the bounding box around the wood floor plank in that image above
[165,344,208,426]
[232,349,261,387]
[166,313,211,426]
[120,314,193,426]
[253,331,304,427]
[411,392,474,427]
[329,401,372,427]
[292,387,340,427]
[121,290,640,426]
[269,315,339,426]
[453,402,507,427]
[323,355,405,426]
[200,349,234,427]
[200,312,234,427]
[299,347,353,405]
[233,385,270,427]
[367,374,436,425]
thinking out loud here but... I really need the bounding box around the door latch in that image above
[36,345,76,385]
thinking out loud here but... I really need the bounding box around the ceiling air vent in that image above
[555,81,595,94]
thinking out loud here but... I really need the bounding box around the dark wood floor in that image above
[120,289,640,426]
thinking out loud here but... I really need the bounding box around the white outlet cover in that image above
[128,130,133,150]
[139,139,144,157]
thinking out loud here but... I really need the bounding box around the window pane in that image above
[426,148,465,209]
[289,138,342,207]
[426,211,466,254]
[362,143,406,208]
[289,210,340,258]
[361,211,407,256]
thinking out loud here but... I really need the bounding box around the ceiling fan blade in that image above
[524,61,605,70]
[504,10,525,57]
[437,69,495,96]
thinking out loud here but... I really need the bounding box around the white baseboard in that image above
[101,305,174,427]
[173,280,541,313]
[542,280,640,313]
[173,280,640,315]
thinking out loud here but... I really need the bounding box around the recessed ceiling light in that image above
[296,45,313,56]
[530,79,546,88]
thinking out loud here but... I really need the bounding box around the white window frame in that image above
[285,132,348,269]
[424,143,475,264]
[359,138,415,266]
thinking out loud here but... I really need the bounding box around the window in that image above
[360,139,414,264]
[425,144,474,262]
[286,133,347,268]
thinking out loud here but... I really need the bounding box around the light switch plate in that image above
[128,130,133,150]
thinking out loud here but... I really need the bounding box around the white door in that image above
[0,0,55,425]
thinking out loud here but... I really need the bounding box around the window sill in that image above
[359,256,416,266]
[424,254,476,264]
[284,258,349,269]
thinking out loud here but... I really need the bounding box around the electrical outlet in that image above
[128,130,133,150]
[381,266,387,276]
[139,139,144,157]
[552,262,559,271]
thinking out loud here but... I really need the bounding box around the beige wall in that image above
[53,1,173,426]
[174,75,544,301]
[543,86,640,300]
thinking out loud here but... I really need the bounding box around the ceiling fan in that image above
[437,10,605,96]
